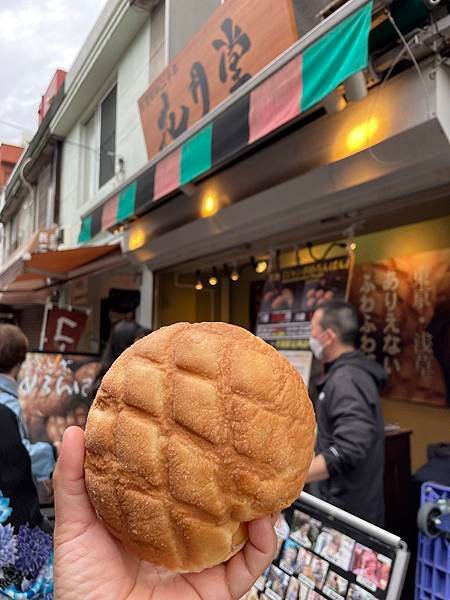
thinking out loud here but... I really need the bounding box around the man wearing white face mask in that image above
[306,300,386,526]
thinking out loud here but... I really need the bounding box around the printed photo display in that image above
[298,582,311,600]
[251,506,395,599]
[315,528,355,571]
[290,510,322,549]
[347,583,377,600]
[296,548,328,590]
[323,571,349,600]
[351,544,392,592]
[280,539,302,575]
[285,577,300,600]
[265,565,290,600]
[309,592,325,600]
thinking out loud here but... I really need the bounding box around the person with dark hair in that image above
[307,301,386,526]
[89,320,151,402]
[0,325,56,483]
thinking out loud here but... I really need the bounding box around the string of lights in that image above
[192,238,356,290]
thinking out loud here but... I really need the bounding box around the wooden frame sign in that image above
[138,0,298,160]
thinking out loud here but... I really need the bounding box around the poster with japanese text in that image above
[350,248,450,407]
[256,256,352,387]
[138,0,298,159]
[256,256,352,350]
[18,352,100,444]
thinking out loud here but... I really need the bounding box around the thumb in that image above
[54,426,96,543]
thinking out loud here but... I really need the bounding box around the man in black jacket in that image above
[307,300,387,526]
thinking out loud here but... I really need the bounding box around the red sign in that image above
[138,0,298,159]
[43,308,87,352]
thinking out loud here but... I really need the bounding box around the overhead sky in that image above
[0,0,108,146]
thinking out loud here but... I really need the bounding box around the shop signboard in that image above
[256,256,352,385]
[350,247,450,408]
[138,0,298,159]
[42,306,88,352]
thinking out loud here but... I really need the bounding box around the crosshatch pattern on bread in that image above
[84,322,316,572]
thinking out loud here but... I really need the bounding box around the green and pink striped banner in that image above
[79,2,372,243]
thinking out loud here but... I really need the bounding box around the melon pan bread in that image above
[84,322,315,572]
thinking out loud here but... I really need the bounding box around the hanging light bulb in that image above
[251,256,268,274]
[194,270,203,291]
[255,260,268,274]
[230,263,240,282]
[208,267,219,286]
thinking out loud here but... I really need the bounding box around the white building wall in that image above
[59,20,151,249]
[59,124,83,247]
[116,21,151,186]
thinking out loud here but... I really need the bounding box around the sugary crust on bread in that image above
[84,322,315,572]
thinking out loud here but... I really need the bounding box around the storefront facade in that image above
[86,0,450,473]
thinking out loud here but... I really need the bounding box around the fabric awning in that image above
[0,231,121,293]
[78,0,373,244]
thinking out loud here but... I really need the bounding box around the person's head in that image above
[0,324,28,379]
[89,321,151,401]
[103,320,150,370]
[310,300,359,362]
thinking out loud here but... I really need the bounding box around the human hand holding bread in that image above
[54,323,315,599]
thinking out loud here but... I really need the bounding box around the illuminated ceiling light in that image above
[208,267,219,286]
[255,260,268,274]
[230,263,240,282]
[346,117,379,154]
[194,270,203,291]
[344,71,367,102]
[200,194,219,218]
[323,89,347,114]
[251,256,268,274]
[128,228,146,251]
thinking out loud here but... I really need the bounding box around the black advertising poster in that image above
[256,256,352,386]
[256,256,352,349]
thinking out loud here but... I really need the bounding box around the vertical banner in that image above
[256,256,352,385]
[350,248,450,407]
[42,307,88,352]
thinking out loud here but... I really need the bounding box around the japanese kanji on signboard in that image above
[138,0,298,159]
[350,248,450,408]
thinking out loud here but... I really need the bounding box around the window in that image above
[83,112,97,204]
[99,86,117,188]
[82,85,117,202]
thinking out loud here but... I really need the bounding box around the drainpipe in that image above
[19,158,36,230]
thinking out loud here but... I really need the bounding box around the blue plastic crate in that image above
[415,482,450,600]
